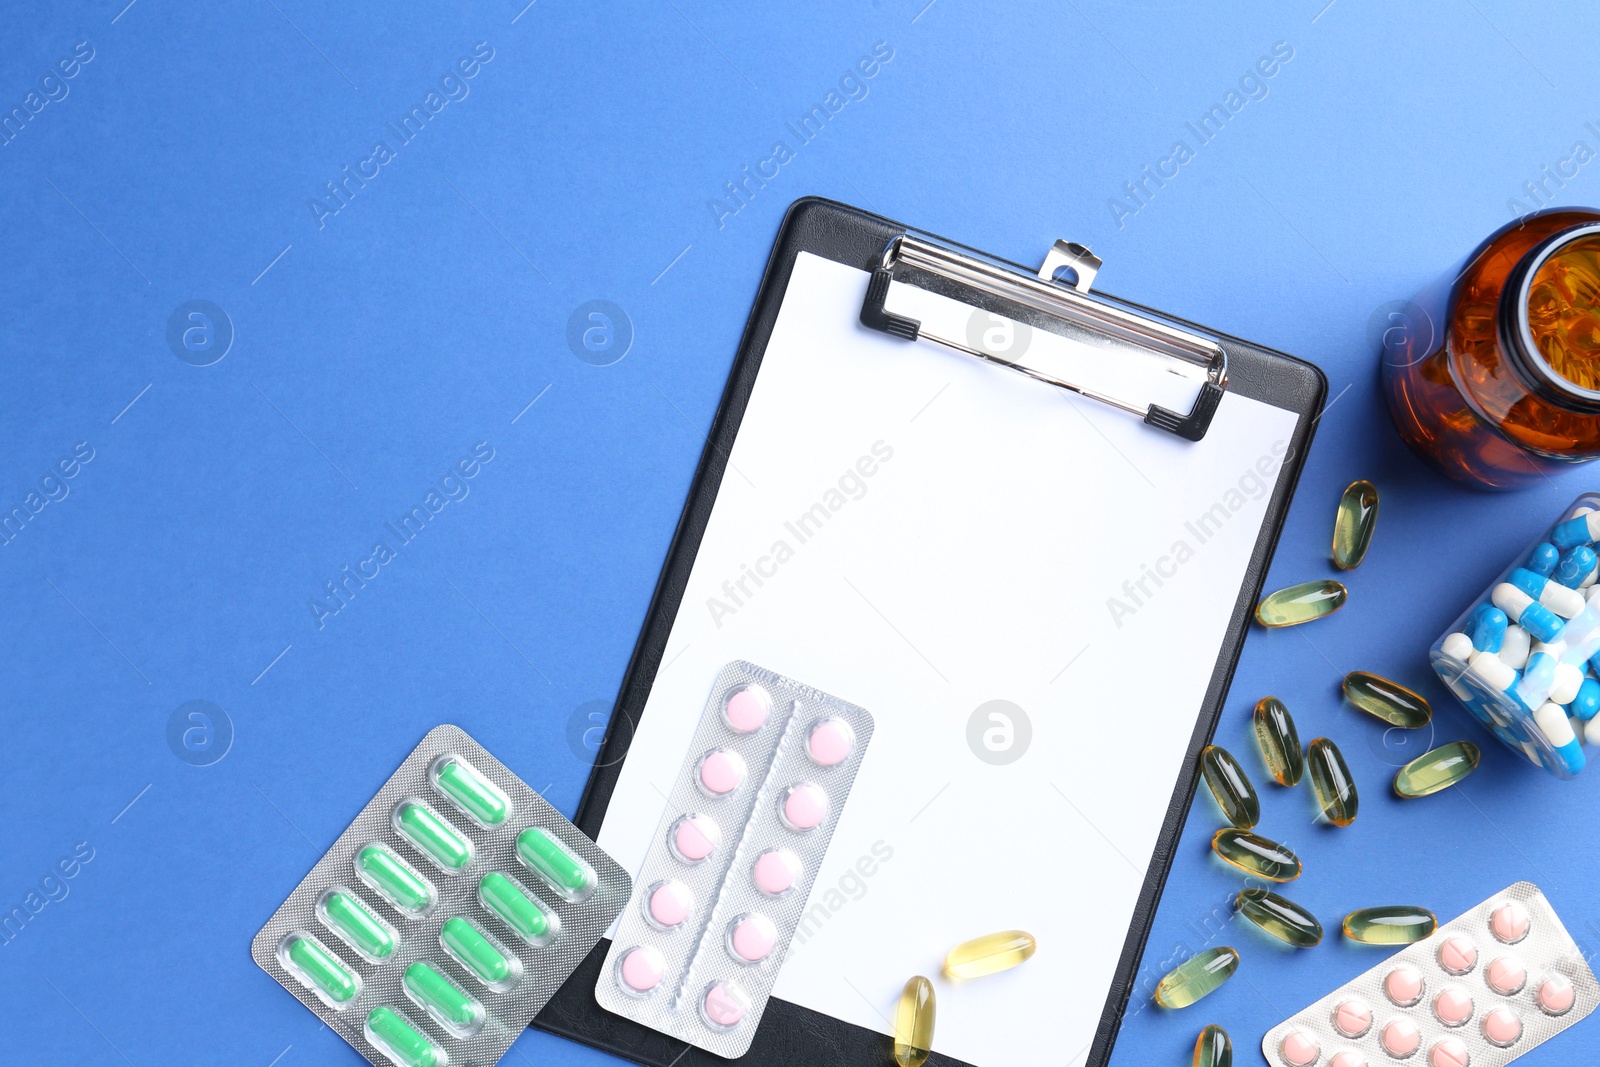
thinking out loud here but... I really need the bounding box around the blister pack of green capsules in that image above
[251,724,631,1067]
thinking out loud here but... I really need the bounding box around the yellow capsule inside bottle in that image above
[1200,745,1259,829]
[1211,827,1301,882]
[893,975,936,1067]
[1333,480,1379,570]
[943,930,1036,979]
[1193,1024,1232,1067]
[1342,905,1438,945]
[1394,741,1480,798]
[1252,696,1304,786]
[1306,737,1359,826]
[1343,671,1432,728]
[1255,580,1347,627]
[1154,946,1238,1009]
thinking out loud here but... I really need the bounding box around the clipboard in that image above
[538,198,1326,1066]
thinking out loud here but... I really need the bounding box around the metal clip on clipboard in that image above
[859,234,1229,441]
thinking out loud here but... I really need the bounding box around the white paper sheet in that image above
[596,252,1302,1066]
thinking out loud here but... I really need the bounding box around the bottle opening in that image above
[1527,232,1600,391]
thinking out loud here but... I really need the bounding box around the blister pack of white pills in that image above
[595,661,874,1058]
[252,725,632,1067]
[1263,882,1597,1067]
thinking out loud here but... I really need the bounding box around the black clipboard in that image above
[537,198,1326,1066]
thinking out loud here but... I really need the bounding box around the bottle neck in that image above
[1498,222,1600,416]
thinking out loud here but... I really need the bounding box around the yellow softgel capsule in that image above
[1154,946,1238,1009]
[1393,741,1480,798]
[943,930,1036,979]
[893,975,936,1067]
[1255,580,1347,627]
[1332,480,1379,570]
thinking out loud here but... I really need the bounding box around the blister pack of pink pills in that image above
[595,661,874,1058]
[1264,882,1597,1067]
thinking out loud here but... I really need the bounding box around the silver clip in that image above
[1038,240,1101,292]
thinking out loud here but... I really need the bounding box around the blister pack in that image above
[252,724,631,1067]
[1263,882,1597,1067]
[595,661,875,1058]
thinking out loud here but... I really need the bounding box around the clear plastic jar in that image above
[1384,208,1600,490]
[1430,493,1600,778]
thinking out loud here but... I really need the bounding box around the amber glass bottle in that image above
[1383,208,1600,490]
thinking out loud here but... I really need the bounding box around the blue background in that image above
[4,1,1599,1064]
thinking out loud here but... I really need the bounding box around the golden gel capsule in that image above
[1211,828,1301,882]
[1235,888,1322,948]
[1332,480,1379,570]
[1306,737,1359,827]
[1342,905,1438,945]
[1154,946,1238,1009]
[1394,741,1480,798]
[944,930,1036,979]
[1193,1024,1232,1067]
[1252,696,1304,786]
[1255,580,1347,627]
[1200,745,1259,828]
[1343,671,1432,728]
[893,975,936,1067]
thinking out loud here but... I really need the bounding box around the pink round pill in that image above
[1381,1017,1421,1058]
[1437,935,1478,975]
[1538,973,1575,1016]
[618,946,666,994]
[670,813,721,863]
[1432,986,1473,1028]
[723,685,771,733]
[1481,1006,1522,1048]
[806,717,855,767]
[1427,1036,1470,1067]
[1329,1053,1368,1067]
[1333,998,1372,1038]
[781,782,828,831]
[702,981,749,1029]
[1279,1029,1319,1067]
[728,913,778,963]
[752,848,802,896]
[646,880,692,929]
[1486,956,1526,996]
[698,749,747,797]
[1385,965,1426,1007]
[1490,901,1530,944]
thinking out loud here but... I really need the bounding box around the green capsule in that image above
[517,826,597,903]
[441,915,521,990]
[1211,828,1301,882]
[479,871,558,946]
[893,975,936,1067]
[317,888,397,961]
[355,842,436,916]
[1255,580,1347,627]
[394,800,474,871]
[1332,480,1379,570]
[403,961,484,1035]
[1252,697,1304,786]
[1394,741,1480,798]
[1200,745,1260,829]
[365,1006,445,1067]
[1343,671,1432,728]
[431,755,511,827]
[1193,1024,1233,1067]
[1342,905,1438,945]
[1235,888,1323,948]
[281,933,360,1006]
[1306,737,1359,827]
[1154,947,1239,1009]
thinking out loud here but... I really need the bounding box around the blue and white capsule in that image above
[1555,547,1599,590]
[1534,701,1587,775]
[1468,648,1520,695]
[1492,583,1567,642]
[1573,678,1600,722]
[1517,641,1566,708]
[1552,511,1600,551]
[1468,604,1508,653]
[1500,624,1532,670]
[1508,568,1587,619]
[1527,542,1561,577]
